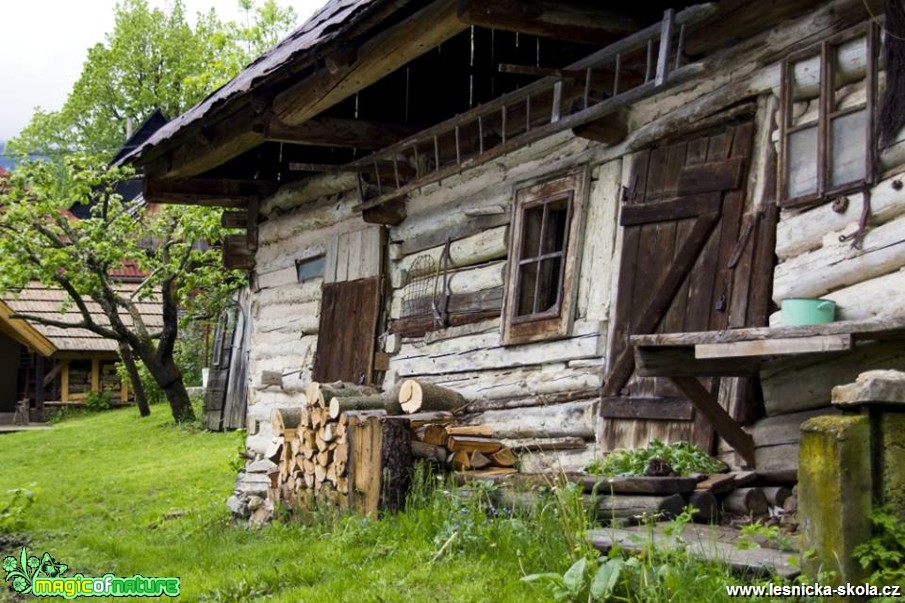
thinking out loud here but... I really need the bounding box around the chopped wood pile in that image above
[263,379,518,517]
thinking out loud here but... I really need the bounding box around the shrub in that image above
[584,440,721,477]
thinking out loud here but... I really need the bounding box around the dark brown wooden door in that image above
[601,121,765,453]
[312,277,381,385]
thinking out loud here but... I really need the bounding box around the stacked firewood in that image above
[411,421,517,474]
[267,382,378,506]
[264,379,519,513]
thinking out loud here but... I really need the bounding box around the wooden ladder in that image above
[351,4,716,212]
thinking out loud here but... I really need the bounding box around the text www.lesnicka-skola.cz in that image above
[726,582,901,598]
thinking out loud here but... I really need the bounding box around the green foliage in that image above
[854,508,905,600]
[84,391,114,412]
[0,489,37,534]
[0,155,245,422]
[584,440,721,477]
[8,0,298,159]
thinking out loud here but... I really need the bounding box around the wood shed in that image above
[119,0,905,490]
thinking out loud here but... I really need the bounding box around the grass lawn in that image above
[0,406,572,602]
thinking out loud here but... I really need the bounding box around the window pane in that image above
[791,56,820,101]
[296,255,325,282]
[541,198,570,255]
[536,256,563,313]
[521,205,543,259]
[831,110,867,187]
[787,125,819,198]
[516,261,538,316]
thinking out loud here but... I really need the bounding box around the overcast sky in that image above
[0,0,325,141]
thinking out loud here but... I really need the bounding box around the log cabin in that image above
[119,0,905,487]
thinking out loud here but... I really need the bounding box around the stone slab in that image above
[832,369,905,406]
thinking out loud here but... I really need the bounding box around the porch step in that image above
[589,524,800,579]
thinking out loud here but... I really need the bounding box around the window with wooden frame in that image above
[502,169,586,345]
[778,22,880,207]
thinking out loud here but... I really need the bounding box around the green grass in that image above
[0,407,575,602]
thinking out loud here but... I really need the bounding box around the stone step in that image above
[588,524,800,579]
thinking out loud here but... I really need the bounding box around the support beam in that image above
[151,106,264,180]
[457,0,641,45]
[260,115,419,149]
[34,355,44,412]
[144,178,273,208]
[91,358,100,394]
[573,109,630,145]
[61,361,70,403]
[670,376,756,467]
[273,0,468,126]
[362,198,407,225]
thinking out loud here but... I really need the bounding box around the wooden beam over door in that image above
[457,0,641,45]
[273,0,468,126]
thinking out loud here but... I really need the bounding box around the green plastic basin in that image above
[781,298,836,326]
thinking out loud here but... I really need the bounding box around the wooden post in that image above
[61,361,70,403]
[120,375,129,403]
[90,358,100,394]
[34,355,45,413]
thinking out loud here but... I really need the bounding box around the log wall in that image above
[239,0,905,473]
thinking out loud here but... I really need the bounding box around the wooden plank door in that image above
[601,121,759,453]
[203,306,237,431]
[312,226,385,385]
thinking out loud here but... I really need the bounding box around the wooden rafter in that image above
[272,0,468,126]
[259,115,419,149]
[144,178,274,208]
[457,0,641,45]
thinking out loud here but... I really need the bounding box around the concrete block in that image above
[880,412,905,521]
[798,414,872,585]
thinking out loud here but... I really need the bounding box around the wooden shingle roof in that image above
[1,283,163,355]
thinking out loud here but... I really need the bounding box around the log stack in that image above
[263,380,520,516]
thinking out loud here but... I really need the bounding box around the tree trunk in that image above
[139,347,195,423]
[119,342,150,417]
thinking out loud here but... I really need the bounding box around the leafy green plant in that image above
[854,508,905,600]
[84,391,114,412]
[584,440,721,477]
[0,488,36,534]
[523,555,626,603]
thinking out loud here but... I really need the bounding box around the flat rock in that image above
[832,369,905,406]
[589,524,800,579]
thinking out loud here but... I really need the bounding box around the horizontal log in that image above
[411,440,447,463]
[398,225,509,273]
[745,407,838,447]
[394,320,601,377]
[389,309,500,338]
[599,396,694,421]
[753,444,800,482]
[501,436,587,452]
[580,476,699,495]
[468,400,596,439]
[776,178,905,260]
[465,388,600,413]
[723,488,769,517]
[760,341,905,415]
[773,212,905,303]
